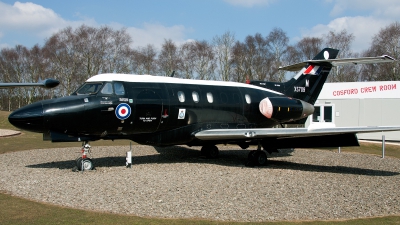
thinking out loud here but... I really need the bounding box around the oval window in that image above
[192,91,199,103]
[245,94,251,104]
[207,92,213,103]
[178,91,185,102]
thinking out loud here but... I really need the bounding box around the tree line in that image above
[1,22,400,111]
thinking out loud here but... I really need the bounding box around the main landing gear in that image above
[200,144,270,167]
[201,145,219,158]
[73,141,95,171]
[246,150,268,167]
[246,143,269,167]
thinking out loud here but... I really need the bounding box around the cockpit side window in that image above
[100,82,113,95]
[114,82,125,95]
[76,83,103,95]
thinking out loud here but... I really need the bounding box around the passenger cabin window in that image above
[192,91,199,103]
[207,92,213,103]
[245,94,251,104]
[100,83,113,95]
[114,82,125,95]
[178,91,185,102]
[76,83,103,95]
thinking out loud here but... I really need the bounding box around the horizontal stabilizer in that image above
[280,55,396,71]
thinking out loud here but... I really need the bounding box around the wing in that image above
[0,79,59,89]
[194,126,400,141]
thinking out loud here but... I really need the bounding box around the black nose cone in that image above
[8,102,45,133]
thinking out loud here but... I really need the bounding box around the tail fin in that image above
[249,48,339,105]
[282,48,339,105]
[249,48,395,105]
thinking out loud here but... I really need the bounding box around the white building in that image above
[305,81,400,141]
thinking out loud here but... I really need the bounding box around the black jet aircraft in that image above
[8,48,399,170]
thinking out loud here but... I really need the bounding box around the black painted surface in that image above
[9,48,356,149]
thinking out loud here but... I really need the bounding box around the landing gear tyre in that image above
[76,157,94,171]
[201,145,219,159]
[246,150,267,167]
[254,151,267,166]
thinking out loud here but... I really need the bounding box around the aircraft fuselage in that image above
[9,74,312,147]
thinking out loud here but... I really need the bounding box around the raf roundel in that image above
[115,103,131,120]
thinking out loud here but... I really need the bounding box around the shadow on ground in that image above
[26,146,399,176]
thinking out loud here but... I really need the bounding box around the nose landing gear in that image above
[73,141,94,172]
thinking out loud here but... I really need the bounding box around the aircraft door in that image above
[133,89,162,133]
[91,82,130,135]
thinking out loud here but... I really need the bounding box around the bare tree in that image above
[231,33,273,82]
[253,33,272,81]
[103,28,132,74]
[0,46,30,109]
[178,42,195,79]
[361,22,400,81]
[324,29,358,82]
[74,25,114,78]
[191,40,216,80]
[212,31,235,81]
[134,44,158,75]
[266,28,289,82]
[231,41,247,82]
[158,39,180,76]
[43,26,84,96]
[294,37,323,61]
[0,47,21,110]
[23,45,51,103]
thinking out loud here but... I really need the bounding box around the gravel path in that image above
[0,145,399,222]
[0,129,20,137]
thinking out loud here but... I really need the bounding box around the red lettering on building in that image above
[333,88,358,96]
[380,84,397,91]
[361,86,377,93]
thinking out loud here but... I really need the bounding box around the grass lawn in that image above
[1,110,400,225]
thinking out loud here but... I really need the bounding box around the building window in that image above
[312,106,321,122]
[312,105,333,123]
[324,106,333,122]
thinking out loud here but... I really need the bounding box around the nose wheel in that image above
[74,141,95,171]
[76,157,94,171]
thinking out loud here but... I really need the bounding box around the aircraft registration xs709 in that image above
[8,48,399,170]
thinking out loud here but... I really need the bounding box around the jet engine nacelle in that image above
[259,97,314,122]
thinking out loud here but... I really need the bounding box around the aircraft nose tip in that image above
[8,102,45,133]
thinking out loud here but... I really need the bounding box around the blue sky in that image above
[0,0,399,53]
